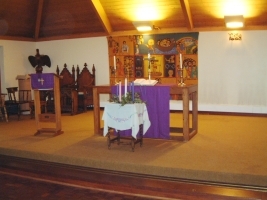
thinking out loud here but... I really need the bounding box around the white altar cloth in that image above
[102,103,151,139]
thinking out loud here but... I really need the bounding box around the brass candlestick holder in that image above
[178,68,186,86]
[114,67,119,85]
[126,67,130,80]
[144,54,155,81]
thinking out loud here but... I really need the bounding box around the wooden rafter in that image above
[180,0,194,30]
[91,0,112,34]
[34,0,44,39]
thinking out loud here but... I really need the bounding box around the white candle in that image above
[125,78,127,97]
[114,56,116,70]
[132,82,134,102]
[148,53,150,59]
[180,53,182,69]
[116,83,119,96]
[119,81,121,102]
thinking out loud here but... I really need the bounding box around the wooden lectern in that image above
[31,73,63,136]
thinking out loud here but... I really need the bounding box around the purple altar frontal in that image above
[31,73,55,90]
[111,85,170,139]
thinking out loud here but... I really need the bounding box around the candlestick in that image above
[180,53,182,69]
[116,83,119,96]
[113,56,118,85]
[178,68,186,86]
[132,82,134,103]
[124,78,127,97]
[119,81,121,102]
[114,56,116,70]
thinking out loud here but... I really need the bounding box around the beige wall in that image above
[0,40,35,89]
[1,31,267,113]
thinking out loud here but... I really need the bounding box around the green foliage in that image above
[109,92,146,106]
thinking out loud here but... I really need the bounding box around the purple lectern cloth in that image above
[111,85,170,139]
[31,73,55,90]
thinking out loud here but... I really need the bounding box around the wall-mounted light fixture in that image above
[224,15,244,28]
[132,21,153,31]
[228,32,242,41]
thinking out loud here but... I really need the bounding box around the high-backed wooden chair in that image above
[0,93,8,122]
[56,64,78,115]
[77,63,95,111]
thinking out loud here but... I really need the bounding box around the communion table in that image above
[93,84,198,142]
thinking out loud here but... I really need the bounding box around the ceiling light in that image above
[132,21,152,32]
[224,15,244,28]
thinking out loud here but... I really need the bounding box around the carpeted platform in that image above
[0,111,267,188]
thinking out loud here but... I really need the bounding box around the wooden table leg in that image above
[93,87,100,135]
[182,88,190,141]
[192,91,198,132]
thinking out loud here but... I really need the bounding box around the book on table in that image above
[134,79,158,86]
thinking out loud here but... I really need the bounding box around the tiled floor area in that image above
[0,172,158,200]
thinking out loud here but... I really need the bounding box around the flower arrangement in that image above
[109,91,146,106]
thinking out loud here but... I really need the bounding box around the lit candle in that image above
[180,53,182,69]
[132,82,134,102]
[116,83,119,96]
[119,81,121,102]
[114,56,116,70]
[124,78,127,97]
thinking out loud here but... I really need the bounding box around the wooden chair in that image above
[56,64,78,115]
[6,88,32,120]
[77,63,95,111]
[5,87,20,119]
[18,90,32,114]
[0,93,8,122]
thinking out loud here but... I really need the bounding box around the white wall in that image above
[0,40,35,90]
[1,31,267,113]
[198,31,267,113]
[36,37,110,102]
[35,37,109,87]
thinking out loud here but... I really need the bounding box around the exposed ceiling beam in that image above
[34,0,44,39]
[36,32,108,42]
[0,36,35,42]
[180,0,194,30]
[91,0,112,34]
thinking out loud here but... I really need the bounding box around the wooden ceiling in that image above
[0,0,267,41]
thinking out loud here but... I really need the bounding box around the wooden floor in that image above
[1,155,266,200]
[0,172,155,200]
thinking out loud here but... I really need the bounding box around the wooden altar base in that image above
[106,127,143,152]
[169,127,196,141]
[34,128,64,137]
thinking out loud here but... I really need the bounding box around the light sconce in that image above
[224,15,244,28]
[228,32,242,41]
[132,21,153,32]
